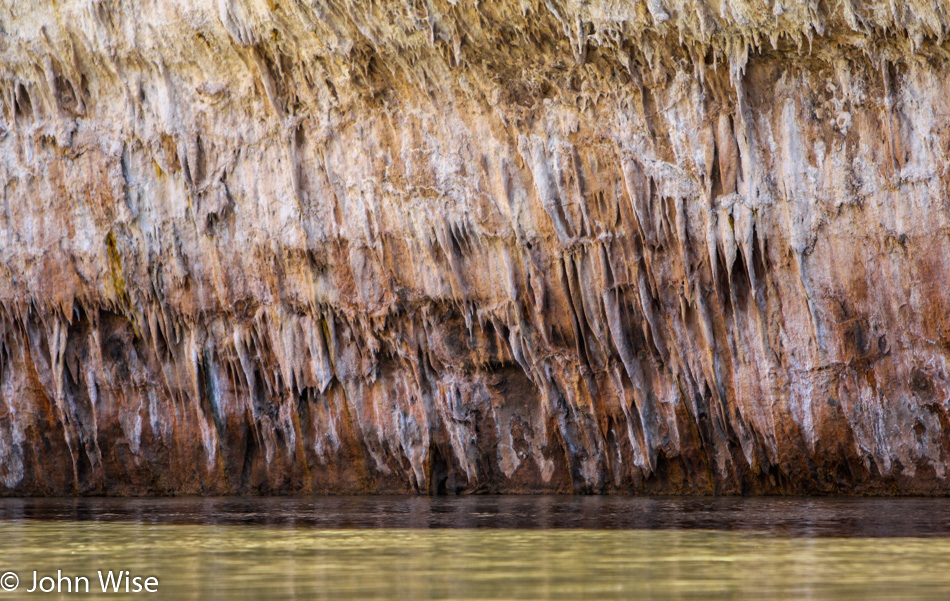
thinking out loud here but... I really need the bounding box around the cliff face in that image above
[3,0,950,495]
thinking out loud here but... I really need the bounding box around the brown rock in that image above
[2,0,950,494]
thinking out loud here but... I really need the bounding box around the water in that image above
[0,497,948,600]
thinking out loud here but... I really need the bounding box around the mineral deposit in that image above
[2,0,950,494]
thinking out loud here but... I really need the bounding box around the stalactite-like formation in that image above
[4,0,950,494]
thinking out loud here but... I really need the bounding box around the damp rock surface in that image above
[3,0,950,494]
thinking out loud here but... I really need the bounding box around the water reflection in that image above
[0,524,949,600]
[0,498,948,600]
[0,496,946,536]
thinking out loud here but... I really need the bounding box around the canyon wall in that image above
[3,0,950,494]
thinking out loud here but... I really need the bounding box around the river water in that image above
[0,497,948,600]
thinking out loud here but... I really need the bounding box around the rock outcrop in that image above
[3,0,950,494]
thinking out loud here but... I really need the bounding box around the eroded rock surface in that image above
[3,0,950,494]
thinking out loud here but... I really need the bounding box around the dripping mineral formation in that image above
[2,0,950,495]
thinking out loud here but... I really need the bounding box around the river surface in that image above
[0,497,948,600]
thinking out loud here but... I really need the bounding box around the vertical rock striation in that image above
[3,0,950,494]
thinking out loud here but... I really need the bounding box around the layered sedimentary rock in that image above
[3,0,950,495]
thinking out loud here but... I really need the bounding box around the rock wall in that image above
[3,0,950,494]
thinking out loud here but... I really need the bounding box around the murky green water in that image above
[0,497,948,600]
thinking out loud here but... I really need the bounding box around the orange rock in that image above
[1,0,950,494]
